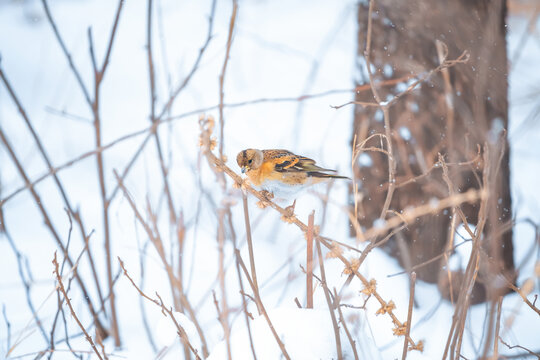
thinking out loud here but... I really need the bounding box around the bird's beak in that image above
[241,166,247,174]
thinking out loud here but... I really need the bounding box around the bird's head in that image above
[236,149,263,173]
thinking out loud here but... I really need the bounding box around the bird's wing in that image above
[264,150,336,173]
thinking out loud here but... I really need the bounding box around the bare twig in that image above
[137,241,158,352]
[146,0,177,228]
[387,238,472,278]
[53,252,104,360]
[235,250,291,360]
[0,61,106,323]
[242,192,262,314]
[315,237,343,359]
[114,171,209,356]
[496,260,540,317]
[443,149,491,360]
[218,0,238,162]
[157,0,217,119]
[499,337,540,359]
[402,272,416,360]
[0,207,49,346]
[332,50,469,110]
[0,126,106,339]
[40,0,92,106]
[217,209,232,360]
[491,297,503,360]
[48,210,74,358]
[44,106,93,123]
[118,258,201,360]
[1,84,406,208]
[334,289,359,360]
[50,0,127,345]
[2,304,11,355]
[306,211,315,309]
[94,1,127,344]
[362,0,396,220]
[227,208,258,360]
[358,224,406,269]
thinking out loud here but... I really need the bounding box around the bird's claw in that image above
[257,190,274,209]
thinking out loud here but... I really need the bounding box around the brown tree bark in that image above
[351,0,514,304]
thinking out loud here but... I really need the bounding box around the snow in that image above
[155,312,203,358]
[206,307,379,360]
[0,1,539,359]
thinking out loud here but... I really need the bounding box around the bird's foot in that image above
[261,190,274,201]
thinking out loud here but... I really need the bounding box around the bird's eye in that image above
[248,159,253,164]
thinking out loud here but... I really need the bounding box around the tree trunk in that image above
[351,0,514,304]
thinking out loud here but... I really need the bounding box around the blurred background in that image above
[1,0,539,359]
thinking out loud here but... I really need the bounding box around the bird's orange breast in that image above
[247,161,282,186]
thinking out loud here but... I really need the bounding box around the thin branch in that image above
[315,237,343,359]
[137,241,158,352]
[44,106,92,123]
[363,0,396,220]
[90,0,127,346]
[358,224,406,269]
[0,61,106,318]
[0,207,49,346]
[218,0,238,161]
[114,171,209,356]
[491,296,503,360]
[334,289,359,360]
[227,209,258,360]
[118,258,202,360]
[306,211,315,309]
[401,272,416,360]
[2,86,400,207]
[443,149,491,360]
[107,132,153,203]
[88,28,98,74]
[100,0,125,76]
[235,249,291,360]
[386,238,472,278]
[216,210,232,360]
[156,0,217,119]
[499,337,540,359]
[147,0,177,225]
[0,126,105,339]
[52,252,104,360]
[0,128,150,206]
[147,0,157,123]
[40,0,92,106]
[333,49,469,110]
[242,192,261,314]
[2,305,11,355]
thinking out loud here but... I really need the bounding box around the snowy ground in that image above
[1,0,539,359]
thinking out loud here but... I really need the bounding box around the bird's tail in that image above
[308,172,350,180]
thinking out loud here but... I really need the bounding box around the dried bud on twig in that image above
[326,241,343,259]
[343,258,360,275]
[376,300,396,315]
[409,340,424,352]
[280,200,296,223]
[257,200,269,209]
[392,322,407,336]
[361,278,377,295]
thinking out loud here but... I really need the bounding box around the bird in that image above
[236,149,349,198]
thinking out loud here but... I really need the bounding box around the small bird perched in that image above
[236,149,349,197]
